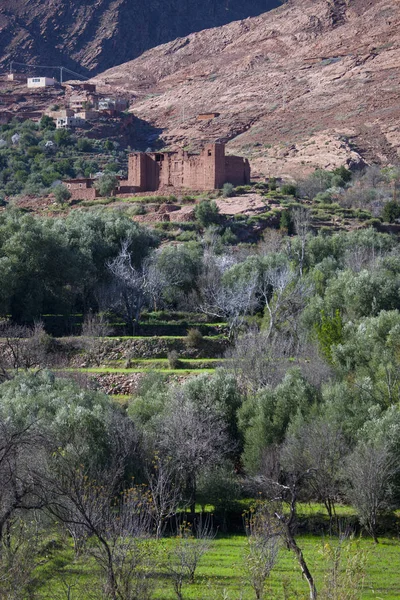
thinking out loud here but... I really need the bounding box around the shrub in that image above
[185,328,204,349]
[94,174,118,197]
[279,209,294,234]
[53,184,71,206]
[269,177,277,191]
[222,183,235,198]
[130,204,146,216]
[221,227,237,245]
[314,191,333,204]
[167,350,181,369]
[381,200,400,223]
[234,186,247,195]
[39,115,56,131]
[195,200,220,227]
[77,138,93,152]
[280,183,297,196]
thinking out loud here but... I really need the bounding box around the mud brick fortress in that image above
[124,143,250,192]
[64,143,250,200]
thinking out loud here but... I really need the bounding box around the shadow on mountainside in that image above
[128,115,164,151]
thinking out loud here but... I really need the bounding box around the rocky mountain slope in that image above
[0,0,280,76]
[92,0,400,178]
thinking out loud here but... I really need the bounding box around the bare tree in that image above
[0,513,47,600]
[40,412,152,600]
[225,329,285,394]
[146,454,182,539]
[292,207,311,277]
[344,442,398,543]
[0,418,46,543]
[243,502,280,600]
[80,312,111,367]
[258,264,296,339]
[0,320,53,380]
[258,229,284,256]
[256,264,310,349]
[106,240,148,335]
[106,240,183,334]
[251,447,318,600]
[156,390,232,516]
[281,419,349,524]
[197,251,258,340]
[167,515,215,600]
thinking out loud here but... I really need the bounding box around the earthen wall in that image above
[68,188,98,201]
[225,156,251,186]
[126,143,250,192]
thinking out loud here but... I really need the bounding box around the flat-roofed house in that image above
[27,77,57,88]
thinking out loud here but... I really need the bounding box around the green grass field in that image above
[35,533,400,600]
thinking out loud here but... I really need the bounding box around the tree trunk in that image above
[285,527,317,600]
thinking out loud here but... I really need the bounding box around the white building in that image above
[56,116,85,129]
[27,77,57,88]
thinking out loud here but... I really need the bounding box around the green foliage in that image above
[94,173,118,197]
[77,137,93,152]
[54,128,72,146]
[222,183,235,198]
[381,200,400,223]
[239,369,317,473]
[0,371,111,455]
[155,243,202,305]
[53,183,71,206]
[279,209,294,233]
[195,199,220,227]
[185,328,204,349]
[0,210,158,321]
[280,183,297,196]
[269,177,277,191]
[39,115,56,131]
[314,309,343,362]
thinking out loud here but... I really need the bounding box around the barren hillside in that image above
[0,0,280,76]
[92,0,400,177]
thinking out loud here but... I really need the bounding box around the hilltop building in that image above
[122,143,250,192]
[27,77,57,88]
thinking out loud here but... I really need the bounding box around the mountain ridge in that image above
[0,0,280,76]
[91,0,400,177]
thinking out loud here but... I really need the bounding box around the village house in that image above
[98,97,128,112]
[56,116,86,129]
[64,82,96,94]
[45,108,74,120]
[64,178,100,200]
[69,94,92,112]
[7,73,26,82]
[27,77,57,88]
[74,109,98,121]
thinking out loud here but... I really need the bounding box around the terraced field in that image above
[48,312,230,396]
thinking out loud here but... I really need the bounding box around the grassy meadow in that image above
[35,533,400,600]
